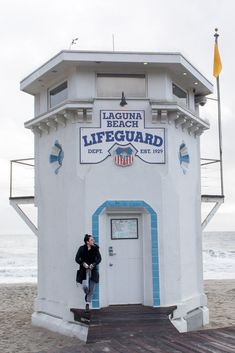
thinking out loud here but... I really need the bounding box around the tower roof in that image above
[20,50,213,96]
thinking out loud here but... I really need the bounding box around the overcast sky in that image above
[0,0,235,234]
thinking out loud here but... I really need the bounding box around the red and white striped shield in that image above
[114,147,134,167]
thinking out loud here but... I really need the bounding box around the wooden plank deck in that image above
[38,305,235,352]
[85,305,178,343]
[37,326,235,353]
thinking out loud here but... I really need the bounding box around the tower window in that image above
[49,81,68,108]
[97,73,146,97]
[172,83,188,107]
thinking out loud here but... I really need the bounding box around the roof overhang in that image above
[20,50,213,96]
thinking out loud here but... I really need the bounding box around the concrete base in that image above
[201,306,210,326]
[32,312,88,342]
[170,317,188,332]
[171,306,209,333]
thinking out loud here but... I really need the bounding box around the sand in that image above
[0,284,83,353]
[0,280,234,353]
[203,279,235,329]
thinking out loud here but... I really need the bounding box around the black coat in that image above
[75,244,101,284]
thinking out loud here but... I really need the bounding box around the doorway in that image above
[91,200,160,309]
[107,215,143,305]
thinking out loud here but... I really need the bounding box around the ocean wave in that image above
[203,249,235,259]
[0,268,37,276]
[0,233,234,283]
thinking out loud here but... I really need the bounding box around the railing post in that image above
[10,160,13,198]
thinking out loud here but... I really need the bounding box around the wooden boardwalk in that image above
[85,305,178,343]
[39,305,235,353]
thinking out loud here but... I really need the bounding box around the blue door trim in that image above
[91,200,160,308]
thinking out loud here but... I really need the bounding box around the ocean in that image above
[0,232,235,283]
[0,234,37,283]
[203,232,235,280]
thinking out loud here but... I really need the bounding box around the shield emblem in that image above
[114,147,134,167]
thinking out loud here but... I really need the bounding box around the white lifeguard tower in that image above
[10,50,218,341]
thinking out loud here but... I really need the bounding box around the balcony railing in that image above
[200,157,224,230]
[9,156,223,232]
[9,158,34,199]
[201,158,221,196]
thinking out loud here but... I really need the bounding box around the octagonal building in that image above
[19,50,213,340]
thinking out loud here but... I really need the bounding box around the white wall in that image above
[33,67,204,318]
[148,69,172,101]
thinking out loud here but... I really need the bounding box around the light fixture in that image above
[120,91,127,107]
[194,82,198,85]
[183,72,187,76]
[143,62,148,65]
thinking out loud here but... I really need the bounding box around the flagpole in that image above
[214,29,224,196]
[217,75,224,195]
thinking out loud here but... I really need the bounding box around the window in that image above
[111,218,138,239]
[97,74,146,97]
[172,83,188,107]
[49,81,68,108]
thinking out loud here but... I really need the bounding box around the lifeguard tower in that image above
[10,50,216,341]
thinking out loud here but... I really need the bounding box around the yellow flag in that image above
[213,42,222,77]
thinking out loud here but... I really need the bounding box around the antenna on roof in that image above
[69,38,78,50]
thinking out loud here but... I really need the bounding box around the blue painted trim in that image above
[91,200,160,308]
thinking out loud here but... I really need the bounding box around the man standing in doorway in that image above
[75,234,101,311]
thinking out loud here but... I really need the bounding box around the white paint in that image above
[107,215,143,304]
[17,51,213,337]
[201,306,210,326]
[170,317,188,333]
[99,210,153,308]
[20,51,212,96]
[32,312,88,342]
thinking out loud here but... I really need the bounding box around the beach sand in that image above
[0,284,83,353]
[0,280,234,353]
[203,279,235,329]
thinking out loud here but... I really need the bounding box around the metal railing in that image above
[9,158,35,199]
[200,157,222,197]
[9,157,222,199]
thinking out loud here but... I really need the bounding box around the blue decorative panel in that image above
[179,141,190,174]
[49,140,64,174]
[91,200,160,308]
